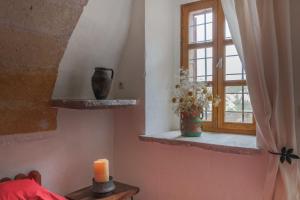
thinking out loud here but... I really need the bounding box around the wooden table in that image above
[65,181,139,200]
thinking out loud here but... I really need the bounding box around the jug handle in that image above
[108,69,114,79]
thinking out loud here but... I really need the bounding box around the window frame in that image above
[181,0,256,135]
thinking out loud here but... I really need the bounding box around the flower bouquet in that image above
[172,69,221,137]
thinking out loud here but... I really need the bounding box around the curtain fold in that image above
[221,0,299,199]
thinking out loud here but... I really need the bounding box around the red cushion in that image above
[0,179,66,200]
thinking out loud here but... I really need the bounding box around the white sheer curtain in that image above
[221,0,299,200]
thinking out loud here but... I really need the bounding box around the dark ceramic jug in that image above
[92,67,114,100]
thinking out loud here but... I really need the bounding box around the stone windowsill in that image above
[139,131,261,155]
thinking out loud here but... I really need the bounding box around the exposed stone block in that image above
[0,68,57,101]
[0,0,84,37]
[0,0,89,135]
[0,27,67,68]
[0,106,57,135]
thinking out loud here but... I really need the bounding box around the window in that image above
[181,0,255,134]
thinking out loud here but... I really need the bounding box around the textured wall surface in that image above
[0,0,88,135]
[145,0,176,134]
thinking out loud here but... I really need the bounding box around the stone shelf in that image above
[51,99,137,110]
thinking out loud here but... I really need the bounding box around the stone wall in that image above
[0,0,88,135]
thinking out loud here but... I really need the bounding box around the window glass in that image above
[225,20,232,39]
[189,48,213,82]
[225,86,253,123]
[225,45,245,80]
[189,8,213,44]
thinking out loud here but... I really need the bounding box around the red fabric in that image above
[0,179,66,200]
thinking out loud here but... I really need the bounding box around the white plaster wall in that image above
[0,110,114,195]
[145,0,177,134]
[53,0,132,99]
[110,0,145,99]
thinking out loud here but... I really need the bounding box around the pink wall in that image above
[113,0,269,199]
[114,108,269,200]
[0,109,115,195]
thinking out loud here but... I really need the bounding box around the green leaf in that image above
[287,148,294,155]
[281,147,287,154]
[286,157,292,164]
[290,154,300,159]
[280,156,286,163]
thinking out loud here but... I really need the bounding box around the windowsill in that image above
[139,131,261,155]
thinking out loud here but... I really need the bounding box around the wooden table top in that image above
[65,181,139,200]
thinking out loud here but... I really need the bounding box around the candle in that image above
[93,159,109,182]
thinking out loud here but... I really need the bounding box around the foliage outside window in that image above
[181,0,256,134]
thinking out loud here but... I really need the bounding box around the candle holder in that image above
[92,176,116,194]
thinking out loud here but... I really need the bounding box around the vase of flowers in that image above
[172,69,221,137]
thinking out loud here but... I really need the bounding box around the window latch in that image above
[216,58,223,69]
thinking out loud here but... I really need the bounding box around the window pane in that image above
[206,12,212,23]
[189,8,213,44]
[225,85,247,93]
[197,48,205,59]
[195,14,204,25]
[244,93,252,112]
[188,62,195,82]
[225,45,238,56]
[226,56,243,80]
[206,47,213,58]
[207,58,213,77]
[225,45,245,80]
[225,86,253,123]
[244,113,253,124]
[196,25,205,42]
[189,48,213,82]
[225,93,242,112]
[225,112,243,123]
[197,59,205,76]
[206,22,213,41]
[225,20,232,39]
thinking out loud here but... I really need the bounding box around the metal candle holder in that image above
[92,176,116,194]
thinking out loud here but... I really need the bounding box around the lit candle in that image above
[93,159,109,182]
